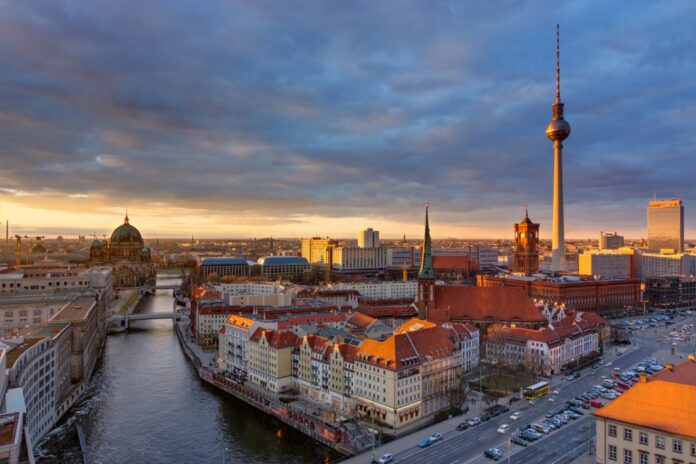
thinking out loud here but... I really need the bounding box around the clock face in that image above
[520,232,526,238]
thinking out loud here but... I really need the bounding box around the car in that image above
[533,424,550,434]
[481,413,492,422]
[497,424,510,434]
[606,361,613,367]
[598,360,605,365]
[377,453,394,464]
[553,390,560,395]
[548,397,555,402]
[418,438,432,448]
[568,406,584,415]
[430,432,443,442]
[545,411,555,418]
[566,411,580,419]
[543,420,558,430]
[510,412,522,420]
[457,422,469,431]
[467,417,481,427]
[522,430,540,441]
[591,363,599,369]
[484,448,503,461]
[614,367,621,372]
[511,435,528,447]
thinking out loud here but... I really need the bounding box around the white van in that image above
[602,379,616,388]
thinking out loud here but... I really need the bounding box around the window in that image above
[674,439,683,454]
[639,432,648,445]
[691,442,696,456]
[609,445,617,461]
[624,428,633,441]
[639,452,648,464]
[655,456,664,464]
[623,449,632,464]
[657,436,665,449]
[609,424,617,437]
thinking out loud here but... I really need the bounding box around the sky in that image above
[1,0,696,240]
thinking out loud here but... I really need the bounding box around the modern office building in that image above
[647,199,684,253]
[357,228,380,248]
[578,250,632,279]
[331,246,387,273]
[599,231,624,250]
[301,237,338,266]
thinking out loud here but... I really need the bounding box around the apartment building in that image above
[247,329,297,393]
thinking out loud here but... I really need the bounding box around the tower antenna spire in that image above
[555,24,561,102]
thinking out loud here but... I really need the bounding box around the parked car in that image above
[511,435,528,447]
[457,422,469,431]
[377,453,394,464]
[467,417,481,427]
[497,424,510,434]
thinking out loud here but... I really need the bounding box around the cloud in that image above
[0,0,695,238]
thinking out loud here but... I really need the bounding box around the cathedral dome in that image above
[110,214,143,243]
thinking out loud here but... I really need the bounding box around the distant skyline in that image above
[1,1,696,239]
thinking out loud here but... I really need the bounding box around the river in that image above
[36,277,339,464]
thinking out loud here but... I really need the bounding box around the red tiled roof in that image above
[303,334,332,354]
[393,318,436,334]
[650,355,696,385]
[358,324,461,370]
[490,312,600,345]
[346,312,377,329]
[249,328,298,349]
[434,285,544,322]
[356,305,417,318]
[433,255,470,269]
[593,380,696,439]
[335,343,359,363]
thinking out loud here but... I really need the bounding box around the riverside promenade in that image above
[173,318,365,456]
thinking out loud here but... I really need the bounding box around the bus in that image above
[524,381,550,400]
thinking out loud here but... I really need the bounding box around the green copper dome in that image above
[110,214,143,243]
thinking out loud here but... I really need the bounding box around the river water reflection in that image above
[37,278,338,464]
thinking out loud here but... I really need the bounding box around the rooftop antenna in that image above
[523,201,529,219]
[555,24,561,103]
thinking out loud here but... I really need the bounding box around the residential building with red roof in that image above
[247,328,298,393]
[485,311,605,375]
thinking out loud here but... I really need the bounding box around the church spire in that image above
[124,209,129,224]
[418,202,435,279]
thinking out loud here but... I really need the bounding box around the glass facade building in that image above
[647,199,684,253]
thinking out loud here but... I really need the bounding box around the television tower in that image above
[545,25,571,273]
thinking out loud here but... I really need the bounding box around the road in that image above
[344,313,694,464]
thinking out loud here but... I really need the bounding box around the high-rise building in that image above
[300,237,337,265]
[647,199,684,253]
[511,209,540,276]
[545,25,571,273]
[578,250,632,279]
[357,228,379,248]
[599,231,624,250]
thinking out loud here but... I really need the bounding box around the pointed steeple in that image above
[124,210,129,224]
[418,202,435,279]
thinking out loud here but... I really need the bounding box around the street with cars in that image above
[358,311,695,464]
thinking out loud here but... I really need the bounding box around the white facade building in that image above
[328,281,417,300]
[358,228,380,248]
[578,250,632,278]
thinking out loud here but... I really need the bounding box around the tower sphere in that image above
[546,117,571,141]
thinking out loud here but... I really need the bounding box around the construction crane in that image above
[14,235,26,267]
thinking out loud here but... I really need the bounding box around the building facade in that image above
[301,238,338,266]
[647,199,684,253]
[358,228,380,248]
[579,251,632,279]
[199,257,250,279]
[257,256,310,280]
[599,231,624,250]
